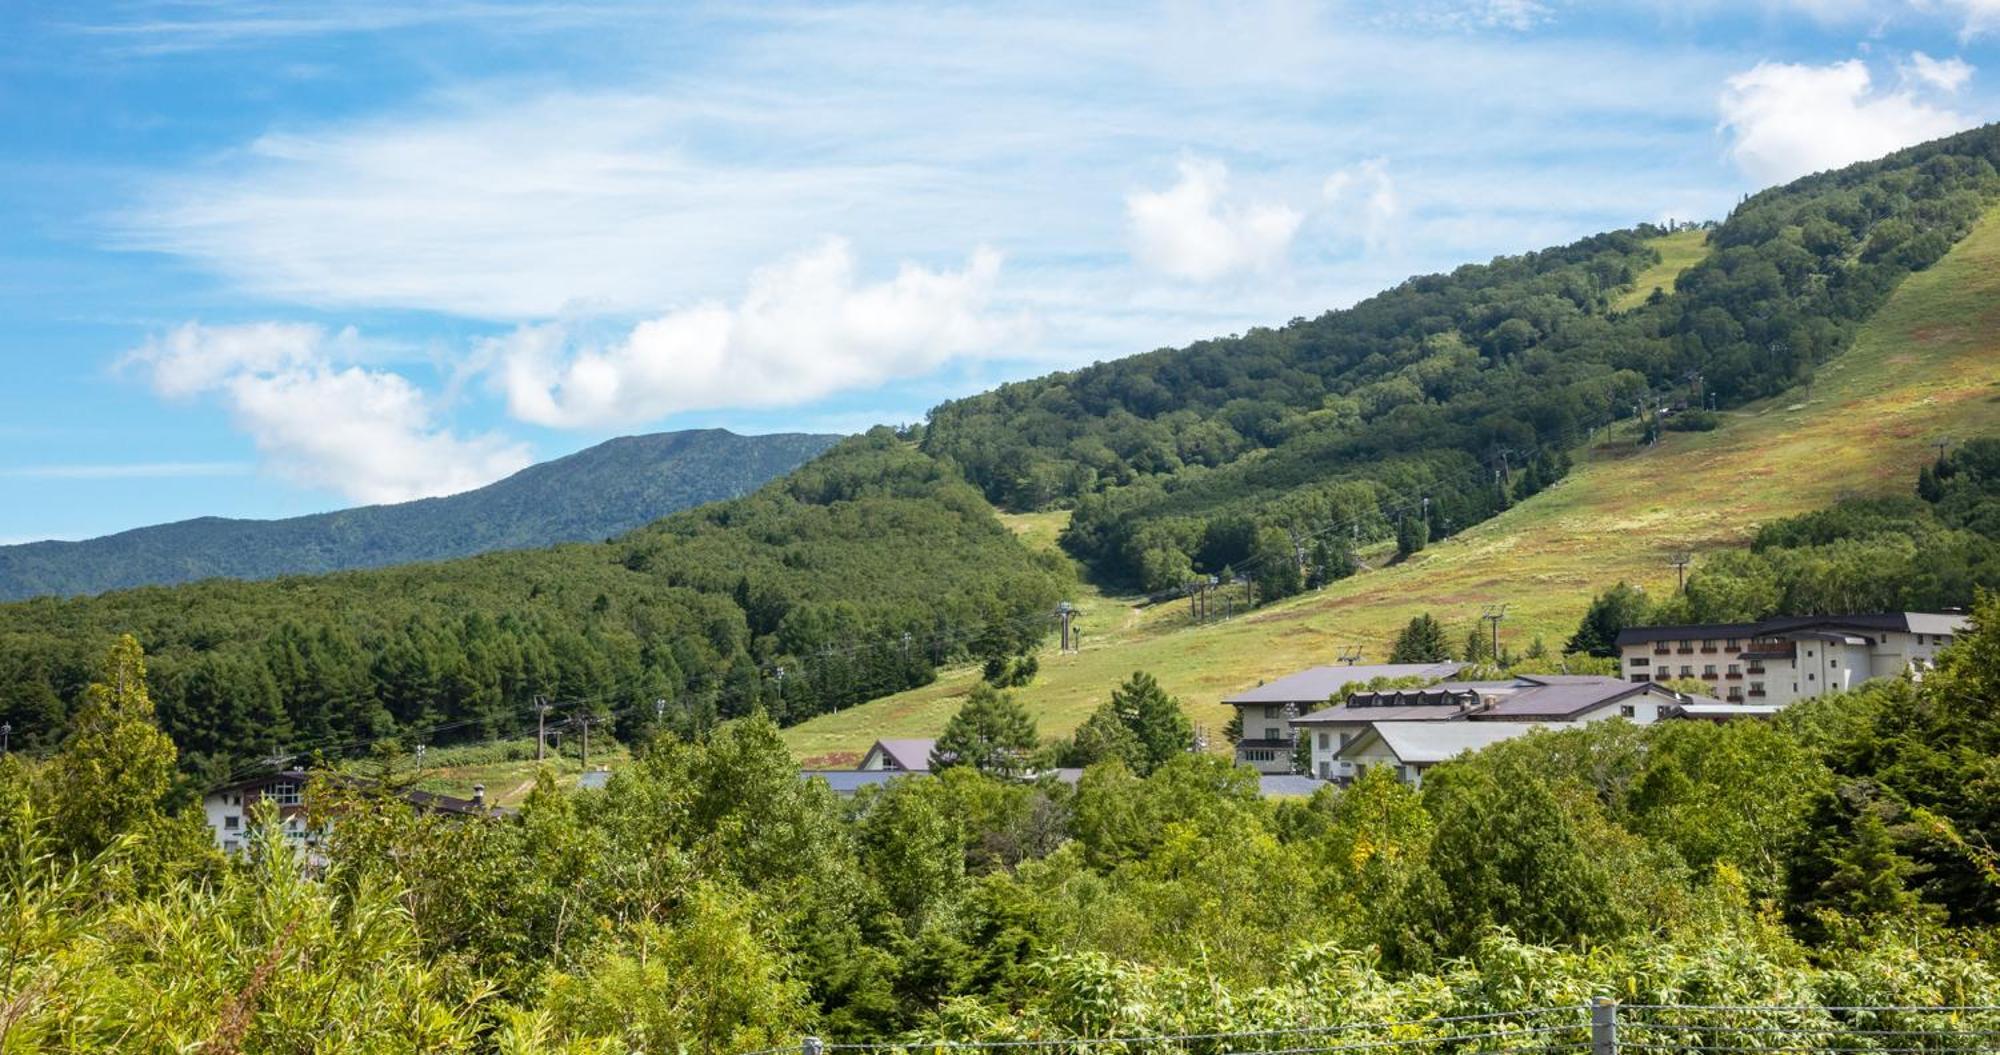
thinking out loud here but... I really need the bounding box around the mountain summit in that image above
[0,429,841,600]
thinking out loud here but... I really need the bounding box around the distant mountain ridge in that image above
[0,429,841,600]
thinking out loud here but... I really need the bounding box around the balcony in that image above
[1676,647,1694,655]
[1699,672,1719,680]
[1748,689,1767,698]
[1653,647,1670,656]
[1746,666,1766,676]
[1725,672,1743,680]
[1724,645,1741,653]
[1700,647,1718,654]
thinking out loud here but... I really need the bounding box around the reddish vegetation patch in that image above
[802,751,862,769]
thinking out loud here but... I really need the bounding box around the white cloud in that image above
[1126,158,1304,282]
[1323,159,1402,254]
[1917,0,2000,38]
[1717,58,1973,184]
[127,323,531,503]
[495,239,1018,428]
[1906,51,1975,91]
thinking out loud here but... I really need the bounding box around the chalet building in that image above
[1334,721,1550,787]
[201,770,501,854]
[1293,674,1696,781]
[857,738,935,772]
[1613,612,1967,707]
[1223,661,1464,773]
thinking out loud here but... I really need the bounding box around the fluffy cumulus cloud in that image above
[1718,58,1974,184]
[1126,158,1304,282]
[126,323,531,503]
[496,239,1016,428]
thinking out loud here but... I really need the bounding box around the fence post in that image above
[1591,998,1619,1055]
[803,1038,824,1055]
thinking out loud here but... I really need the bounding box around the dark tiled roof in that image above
[1224,663,1465,706]
[1616,613,1968,647]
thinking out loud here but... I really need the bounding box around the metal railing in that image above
[770,1002,2000,1055]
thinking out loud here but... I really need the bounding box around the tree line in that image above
[0,432,1072,781]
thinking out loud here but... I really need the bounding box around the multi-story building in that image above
[1293,674,1697,781]
[201,769,499,854]
[1222,661,1465,773]
[1613,612,1967,707]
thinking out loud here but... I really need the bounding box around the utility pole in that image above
[574,715,592,771]
[1668,551,1693,593]
[1481,604,1507,664]
[1056,602,1078,653]
[534,695,552,762]
[1337,645,1364,665]
[1934,437,1953,464]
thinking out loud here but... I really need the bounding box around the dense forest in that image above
[0,428,839,601]
[5,596,2000,1050]
[0,433,1070,778]
[922,125,2000,590]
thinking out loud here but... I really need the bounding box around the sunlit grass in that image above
[1612,228,1711,311]
[783,208,2000,763]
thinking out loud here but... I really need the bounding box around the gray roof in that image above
[1616,613,1969,647]
[1294,702,1469,724]
[577,770,611,790]
[1259,775,1331,797]
[863,738,935,771]
[1670,703,1785,719]
[1475,676,1651,719]
[803,770,916,794]
[1339,721,1548,764]
[1224,662,1464,706]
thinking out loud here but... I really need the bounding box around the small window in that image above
[1317,732,1329,750]
[1619,704,1637,718]
[1807,673,1815,682]
[1680,666,1693,677]
[268,782,302,807]
[1263,705,1278,719]
[223,815,240,830]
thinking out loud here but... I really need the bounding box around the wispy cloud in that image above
[0,462,253,480]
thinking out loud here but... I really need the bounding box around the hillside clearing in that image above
[1612,228,1711,311]
[784,206,2000,763]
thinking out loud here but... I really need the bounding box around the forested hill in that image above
[0,432,1071,774]
[0,428,839,601]
[922,124,2000,591]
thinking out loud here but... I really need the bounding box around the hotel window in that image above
[223,815,240,830]
[268,782,302,807]
[1317,732,1329,749]
[1703,664,1717,677]
[1680,665,1693,677]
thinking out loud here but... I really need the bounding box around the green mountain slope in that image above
[922,124,2000,594]
[783,197,2000,763]
[0,433,1071,770]
[0,429,839,601]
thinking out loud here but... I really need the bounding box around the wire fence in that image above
[765,1003,2000,1055]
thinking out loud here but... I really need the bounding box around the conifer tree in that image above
[1389,614,1452,663]
[1110,670,1193,775]
[932,684,1039,777]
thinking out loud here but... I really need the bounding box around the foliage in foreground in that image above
[5,594,2000,1050]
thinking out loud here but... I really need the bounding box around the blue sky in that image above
[1,1,1995,543]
